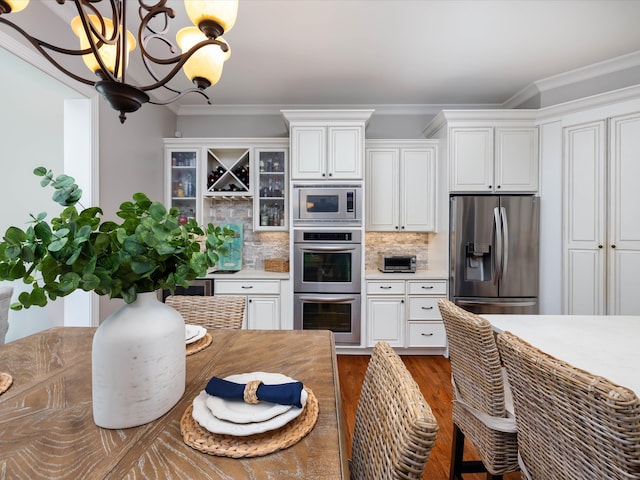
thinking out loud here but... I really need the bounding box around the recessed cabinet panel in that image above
[365,149,398,230]
[450,128,493,192]
[329,127,362,179]
[495,128,539,192]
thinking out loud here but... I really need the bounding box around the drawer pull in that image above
[421,286,434,289]
[421,306,434,310]
[379,286,393,289]
[421,332,434,337]
[241,285,254,289]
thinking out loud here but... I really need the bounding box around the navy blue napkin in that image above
[205,376,304,408]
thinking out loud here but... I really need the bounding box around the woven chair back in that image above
[350,341,438,480]
[438,298,519,474]
[165,295,245,330]
[498,330,640,480]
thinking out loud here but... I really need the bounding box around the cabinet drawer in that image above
[215,280,280,295]
[366,281,406,295]
[407,281,447,296]
[408,322,447,347]
[408,297,442,320]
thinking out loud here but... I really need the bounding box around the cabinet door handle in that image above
[598,245,603,248]
[421,286,434,289]
[241,285,254,289]
[488,185,492,189]
[611,244,617,248]
[421,332,434,337]
[421,306,434,310]
[380,286,393,289]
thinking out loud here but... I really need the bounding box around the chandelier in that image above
[0,0,238,123]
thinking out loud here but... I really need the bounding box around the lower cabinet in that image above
[366,279,447,350]
[214,279,281,330]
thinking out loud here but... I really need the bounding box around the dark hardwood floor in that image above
[337,354,522,480]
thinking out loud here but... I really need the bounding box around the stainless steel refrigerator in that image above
[450,195,539,314]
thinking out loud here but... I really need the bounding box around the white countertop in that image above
[204,269,289,280]
[485,314,640,396]
[365,269,448,280]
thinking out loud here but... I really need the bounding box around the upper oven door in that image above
[293,186,362,225]
[293,242,362,293]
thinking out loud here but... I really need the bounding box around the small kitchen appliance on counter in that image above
[378,255,417,273]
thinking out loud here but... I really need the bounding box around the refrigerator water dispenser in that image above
[465,242,492,282]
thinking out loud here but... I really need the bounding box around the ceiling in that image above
[23,1,640,112]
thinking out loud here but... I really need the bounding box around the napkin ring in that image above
[244,380,263,404]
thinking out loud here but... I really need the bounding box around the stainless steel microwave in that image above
[292,184,362,225]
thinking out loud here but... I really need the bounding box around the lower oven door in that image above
[293,293,361,345]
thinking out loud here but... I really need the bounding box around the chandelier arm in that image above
[0,18,97,86]
[147,86,212,106]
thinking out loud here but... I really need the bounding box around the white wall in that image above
[96,98,177,322]
[0,47,83,342]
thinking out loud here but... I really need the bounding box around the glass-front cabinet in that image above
[166,148,199,224]
[164,140,288,232]
[254,148,288,230]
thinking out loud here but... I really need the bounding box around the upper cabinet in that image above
[165,148,200,223]
[365,140,437,232]
[282,109,374,180]
[163,138,288,231]
[424,110,539,193]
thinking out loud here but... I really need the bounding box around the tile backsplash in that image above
[205,199,432,271]
[205,198,289,270]
[364,232,431,271]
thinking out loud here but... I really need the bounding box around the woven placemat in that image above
[186,332,213,356]
[180,388,319,458]
[0,372,13,395]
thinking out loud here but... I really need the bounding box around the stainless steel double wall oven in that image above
[292,184,363,345]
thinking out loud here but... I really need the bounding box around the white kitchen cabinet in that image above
[365,141,437,232]
[450,126,538,192]
[365,278,447,350]
[282,110,374,181]
[214,279,282,329]
[290,125,363,180]
[165,147,200,223]
[366,281,405,347]
[246,296,280,330]
[563,112,640,315]
[254,148,288,231]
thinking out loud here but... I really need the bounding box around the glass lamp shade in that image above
[177,27,230,87]
[5,0,29,13]
[184,0,238,34]
[71,15,136,76]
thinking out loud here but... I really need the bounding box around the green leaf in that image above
[33,166,48,177]
[48,237,68,252]
[4,226,27,244]
[66,248,82,266]
[34,222,52,243]
[131,256,156,274]
[81,273,101,290]
[59,272,81,293]
[123,236,146,255]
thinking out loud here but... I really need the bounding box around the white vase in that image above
[92,291,186,429]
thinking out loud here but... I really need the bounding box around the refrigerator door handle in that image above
[500,206,509,281]
[493,207,502,286]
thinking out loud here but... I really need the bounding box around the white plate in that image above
[185,324,206,344]
[192,386,308,436]
[206,372,297,423]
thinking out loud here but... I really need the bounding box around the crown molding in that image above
[503,50,640,109]
[177,102,502,117]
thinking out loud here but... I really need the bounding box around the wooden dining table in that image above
[486,314,640,396]
[0,327,349,479]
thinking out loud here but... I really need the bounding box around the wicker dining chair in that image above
[350,341,439,480]
[437,299,519,480]
[497,330,640,480]
[165,295,245,330]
